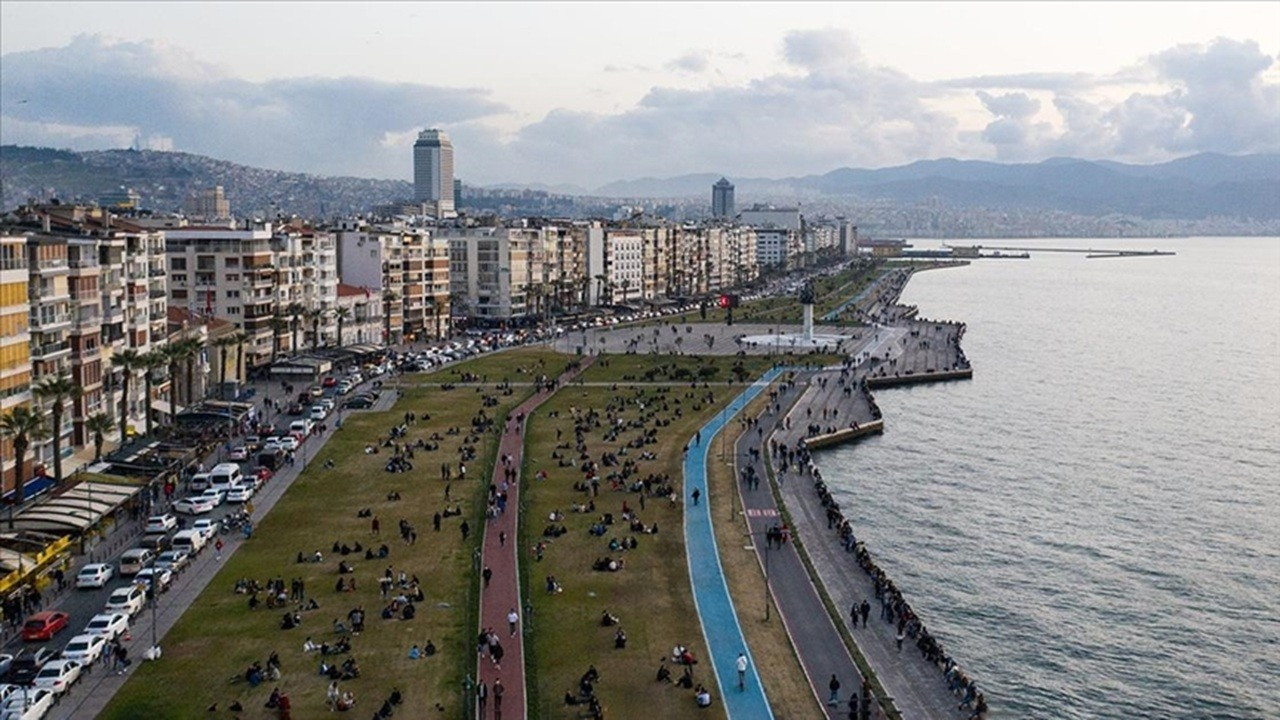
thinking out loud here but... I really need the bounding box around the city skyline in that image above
[0,2,1277,187]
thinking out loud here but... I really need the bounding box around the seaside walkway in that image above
[476,359,593,720]
[683,367,783,720]
[732,377,864,718]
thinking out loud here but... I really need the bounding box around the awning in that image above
[0,475,55,504]
[5,481,143,534]
[153,400,174,416]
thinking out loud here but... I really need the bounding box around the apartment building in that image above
[336,284,385,346]
[443,226,543,322]
[272,223,339,351]
[335,220,451,343]
[0,236,31,491]
[166,224,278,367]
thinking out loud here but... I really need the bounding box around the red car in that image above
[322,376,338,388]
[23,610,70,641]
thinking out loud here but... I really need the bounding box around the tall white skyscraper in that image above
[413,129,455,216]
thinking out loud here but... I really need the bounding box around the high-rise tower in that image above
[712,177,735,219]
[413,129,455,216]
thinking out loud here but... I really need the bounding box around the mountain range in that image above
[2,145,1277,222]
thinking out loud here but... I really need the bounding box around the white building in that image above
[443,227,543,322]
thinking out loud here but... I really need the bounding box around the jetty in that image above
[946,243,1175,259]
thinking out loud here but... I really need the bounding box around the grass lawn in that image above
[707,390,820,719]
[580,354,846,386]
[419,347,571,385]
[519,381,748,719]
[102,373,534,718]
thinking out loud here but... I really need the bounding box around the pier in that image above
[946,243,1176,259]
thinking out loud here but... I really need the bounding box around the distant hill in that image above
[3,145,1277,222]
[591,153,1280,220]
[0,146,413,217]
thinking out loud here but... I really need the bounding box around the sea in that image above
[819,237,1280,719]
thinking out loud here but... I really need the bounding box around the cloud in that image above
[2,31,1277,187]
[0,34,509,178]
[665,52,710,74]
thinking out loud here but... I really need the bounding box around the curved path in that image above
[476,359,593,720]
[683,366,783,720]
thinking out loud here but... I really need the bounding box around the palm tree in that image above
[286,302,305,355]
[213,334,240,400]
[164,337,202,410]
[110,348,143,441]
[140,350,168,436]
[232,331,249,390]
[306,308,322,351]
[86,413,114,462]
[1,406,48,511]
[32,375,80,485]
[269,315,290,363]
[334,306,352,347]
[382,291,399,345]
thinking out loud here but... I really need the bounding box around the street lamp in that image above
[743,529,772,622]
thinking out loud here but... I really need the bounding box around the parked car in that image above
[1,687,54,717]
[4,649,54,685]
[321,376,338,388]
[133,567,172,594]
[173,497,215,516]
[197,488,227,507]
[155,549,191,573]
[104,585,146,617]
[225,485,254,503]
[118,548,155,577]
[60,634,106,664]
[344,397,374,410]
[82,613,128,641]
[188,473,213,492]
[138,531,174,553]
[191,519,220,542]
[21,612,69,642]
[75,564,114,589]
[32,658,81,696]
[144,514,177,534]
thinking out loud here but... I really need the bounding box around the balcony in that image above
[149,267,167,278]
[30,313,71,332]
[30,340,71,360]
[150,288,167,299]
[33,259,69,275]
[72,307,101,329]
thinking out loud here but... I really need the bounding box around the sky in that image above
[1,2,1278,189]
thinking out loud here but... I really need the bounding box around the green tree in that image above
[140,350,168,436]
[269,316,290,363]
[110,348,143,441]
[86,412,114,463]
[1,406,48,511]
[334,306,352,347]
[32,374,81,484]
[286,301,305,355]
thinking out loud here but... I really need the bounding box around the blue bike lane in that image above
[683,367,782,720]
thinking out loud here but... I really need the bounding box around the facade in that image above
[712,177,735,219]
[336,284,384,346]
[604,230,644,305]
[740,206,801,232]
[0,235,31,490]
[165,224,281,366]
[413,129,455,217]
[755,229,793,268]
[272,223,339,352]
[444,227,543,322]
[335,221,450,343]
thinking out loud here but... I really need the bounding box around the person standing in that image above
[476,679,487,717]
[482,565,493,588]
[736,653,748,690]
[215,538,224,562]
[828,674,841,706]
[493,679,504,714]
[691,488,701,506]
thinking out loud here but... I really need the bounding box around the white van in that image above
[289,419,314,437]
[189,472,212,492]
[171,529,207,555]
[119,549,154,577]
[209,463,243,492]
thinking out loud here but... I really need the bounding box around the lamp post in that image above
[743,529,772,621]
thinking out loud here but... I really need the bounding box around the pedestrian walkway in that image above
[733,379,863,719]
[476,359,593,720]
[682,366,782,720]
[773,380,970,720]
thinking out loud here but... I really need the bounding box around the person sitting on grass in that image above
[408,644,421,660]
[695,684,712,708]
[336,690,356,711]
[655,662,672,683]
[614,628,627,649]
[423,639,436,656]
[600,610,619,627]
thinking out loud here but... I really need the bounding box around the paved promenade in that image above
[732,378,863,719]
[683,368,782,720]
[476,359,592,720]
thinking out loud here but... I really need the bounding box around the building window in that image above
[170,257,187,270]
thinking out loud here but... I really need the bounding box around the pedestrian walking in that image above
[214,538,224,561]
[476,679,488,717]
[828,674,841,706]
[736,653,748,690]
[507,607,519,637]
[499,531,506,547]
[493,679,504,713]
[691,488,701,506]
[482,565,492,588]
[896,629,905,652]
